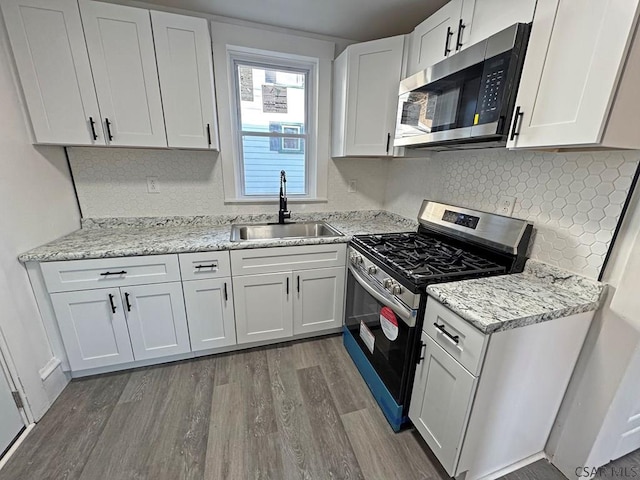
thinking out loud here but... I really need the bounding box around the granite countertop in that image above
[426,259,606,334]
[18,210,417,263]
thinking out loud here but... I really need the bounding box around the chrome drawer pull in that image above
[434,323,460,344]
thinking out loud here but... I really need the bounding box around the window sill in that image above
[224,197,328,205]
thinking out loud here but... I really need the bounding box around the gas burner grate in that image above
[352,232,506,285]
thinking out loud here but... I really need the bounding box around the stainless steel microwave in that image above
[394,23,531,150]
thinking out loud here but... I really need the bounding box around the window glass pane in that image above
[241,135,306,196]
[236,61,308,196]
[237,64,306,133]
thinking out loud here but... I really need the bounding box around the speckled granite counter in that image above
[18,211,417,263]
[426,259,606,334]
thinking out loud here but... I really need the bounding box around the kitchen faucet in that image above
[278,170,291,224]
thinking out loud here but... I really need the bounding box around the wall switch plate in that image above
[498,196,516,216]
[147,177,160,194]
[348,180,357,193]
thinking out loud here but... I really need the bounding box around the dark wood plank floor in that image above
[1,335,638,480]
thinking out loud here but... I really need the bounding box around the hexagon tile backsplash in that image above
[384,149,640,280]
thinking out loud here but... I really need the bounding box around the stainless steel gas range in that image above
[342,200,533,431]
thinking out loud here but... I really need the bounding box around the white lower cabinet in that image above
[233,272,294,344]
[51,281,190,370]
[51,288,134,371]
[182,277,236,351]
[409,332,477,476]
[231,245,347,345]
[293,267,345,335]
[411,297,597,480]
[122,282,190,361]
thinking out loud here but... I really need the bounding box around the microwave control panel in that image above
[476,51,511,125]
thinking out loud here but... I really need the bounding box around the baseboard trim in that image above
[0,424,34,471]
[473,452,548,480]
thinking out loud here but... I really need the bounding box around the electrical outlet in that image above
[348,180,357,193]
[498,196,516,216]
[147,177,160,194]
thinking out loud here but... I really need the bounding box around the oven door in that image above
[344,265,418,404]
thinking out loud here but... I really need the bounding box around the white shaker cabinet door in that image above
[183,278,236,351]
[344,35,405,157]
[409,332,477,477]
[122,282,191,361]
[51,288,134,371]
[507,0,640,149]
[293,267,345,335]
[407,0,463,77]
[233,272,293,344]
[151,11,219,150]
[459,0,537,50]
[79,0,167,147]
[1,0,103,145]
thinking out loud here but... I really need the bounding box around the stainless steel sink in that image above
[230,221,343,242]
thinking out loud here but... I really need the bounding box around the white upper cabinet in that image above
[1,0,104,145]
[79,0,167,147]
[407,0,463,77]
[459,0,537,52]
[151,11,219,150]
[406,0,536,77]
[332,35,405,157]
[507,0,640,150]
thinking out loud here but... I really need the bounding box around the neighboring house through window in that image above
[230,52,314,197]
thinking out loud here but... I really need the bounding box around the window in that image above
[231,53,314,197]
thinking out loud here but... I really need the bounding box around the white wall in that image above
[0,20,80,420]
[384,149,639,279]
[547,174,640,478]
[67,147,389,217]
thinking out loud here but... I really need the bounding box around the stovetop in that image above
[351,231,507,288]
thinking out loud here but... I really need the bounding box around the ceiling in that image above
[141,0,450,41]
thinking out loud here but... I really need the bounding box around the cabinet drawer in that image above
[179,251,231,280]
[424,297,489,376]
[41,255,181,293]
[230,244,346,276]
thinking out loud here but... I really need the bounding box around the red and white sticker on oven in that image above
[380,307,399,341]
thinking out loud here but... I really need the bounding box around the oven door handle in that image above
[349,265,416,327]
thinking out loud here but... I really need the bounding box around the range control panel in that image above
[442,210,480,229]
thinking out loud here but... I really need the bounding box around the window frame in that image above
[229,49,318,200]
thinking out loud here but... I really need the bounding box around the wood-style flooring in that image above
[0,335,638,479]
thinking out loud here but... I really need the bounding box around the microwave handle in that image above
[348,265,415,327]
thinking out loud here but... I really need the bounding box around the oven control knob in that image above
[391,284,403,295]
[350,254,363,265]
[368,265,377,275]
[383,278,393,288]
